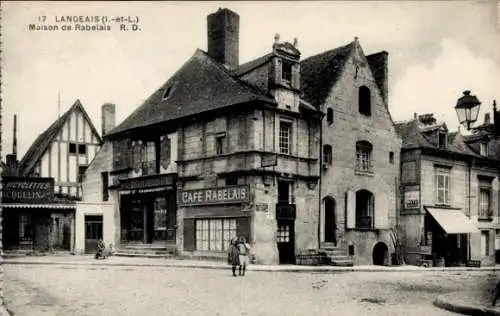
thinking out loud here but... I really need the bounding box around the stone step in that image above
[318,249,346,256]
[116,249,171,255]
[121,245,168,251]
[113,252,173,259]
[330,259,354,267]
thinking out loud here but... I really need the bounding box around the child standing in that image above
[237,237,251,276]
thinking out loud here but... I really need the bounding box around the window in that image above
[356,189,374,229]
[434,166,450,205]
[102,172,109,202]
[355,141,373,173]
[438,132,447,149]
[480,143,488,156]
[323,144,332,166]
[225,175,238,186]
[142,141,157,175]
[19,214,32,242]
[78,144,87,155]
[69,143,77,154]
[277,223,291,243]
[478,178,492,220]
[281,60,293,84]
[277,180,294,204]
[327,108,334,125]
[163,86,173,99]
[358,86,371,116]
[279,121,292,154]
[216,134,226,155]
[389,152,394,164]
[195,219,237,252]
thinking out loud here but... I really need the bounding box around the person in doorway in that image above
[237,236,251,276]
[227,237,240,277]
[95,239,107,260]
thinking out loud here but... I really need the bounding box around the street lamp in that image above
[455,90,481,130]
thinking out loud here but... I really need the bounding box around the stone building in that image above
[301,38,402,266]
[395,101,500,267]
[83,8,402,265]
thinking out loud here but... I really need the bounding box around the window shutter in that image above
[160,136,171,170]
[237,217,251,241]
[132,141,142,173]
[183,219,195,252]
[345,190,356,229]
[374,197,389,229]
[292,64,300,90]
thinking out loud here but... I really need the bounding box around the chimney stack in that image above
[101,103,116,136]
[494,100,500,137]
[13,114,17,157]
[484,113,491,125]
[207,8,240,68]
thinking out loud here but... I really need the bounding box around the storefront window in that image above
[195,219,237,252]
[19,214,32,242]
[154,197,167,241]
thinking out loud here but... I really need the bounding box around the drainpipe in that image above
[467,157,473,262]
[317,116,323,249]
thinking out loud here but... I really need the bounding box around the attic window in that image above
[162,85,173,99]
[327,108,334,125]
[69,143,77,154]
[358,86,371,116]
[281,60,293,84]
[480,143,488,156]
[438,132,447,149]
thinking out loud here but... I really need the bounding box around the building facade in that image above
[300,38,402,265]
[1,100,102,253]
[396,107,500,267]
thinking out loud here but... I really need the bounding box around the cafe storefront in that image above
[1,176,75,252]
[179,185,252,258]
[118,174,177,247]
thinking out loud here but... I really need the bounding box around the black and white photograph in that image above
[1,1,500,315]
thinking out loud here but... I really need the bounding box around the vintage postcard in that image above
[1,1,499,315]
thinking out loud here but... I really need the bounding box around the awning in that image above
[425,206,479,234]
[1,203,76,209]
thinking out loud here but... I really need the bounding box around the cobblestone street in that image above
[3,264,499,316]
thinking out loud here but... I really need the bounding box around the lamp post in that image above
[455,90,482,265]
[455,90,481,130]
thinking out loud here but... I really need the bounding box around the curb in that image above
[434,293,500,316]
[3,260,500,273]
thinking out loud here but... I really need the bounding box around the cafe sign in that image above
[2,176,54,204]
[178,185,250,206]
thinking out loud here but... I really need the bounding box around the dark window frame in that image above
[358,86,372,116]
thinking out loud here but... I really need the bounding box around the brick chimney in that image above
[367,51,389,107]
[207,8,240,68]
[101,103,116,136]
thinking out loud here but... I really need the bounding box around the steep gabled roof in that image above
[300,42,355,107]
[108,49,276,136]
[19,99,102,176]
[230,53,273,77]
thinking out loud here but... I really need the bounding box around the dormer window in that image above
[281,60,293,84]
[162,84,174,100]
[438,132,447,149]
[480,142,488,156]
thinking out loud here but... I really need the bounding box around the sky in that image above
[2,1,500,159]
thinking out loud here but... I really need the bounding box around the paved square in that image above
[3,264,498,316]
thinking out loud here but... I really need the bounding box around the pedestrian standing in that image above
[237,237,251,276]
[227,237,240,277]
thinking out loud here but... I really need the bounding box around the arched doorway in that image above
[372,242,389,266]
[324,197,336,245]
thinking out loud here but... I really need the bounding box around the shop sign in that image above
[178,185,250,206]
[261,153,278,168]
[1,176,54,204]
[120,174,173,191]
[404,185,420,209]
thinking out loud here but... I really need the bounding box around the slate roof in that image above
[108,49,277,136]
[366,52,388,102]
[19,100,102,176]
[394,119,482,158]
[230,53,273,77]
[300,42,354,107]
